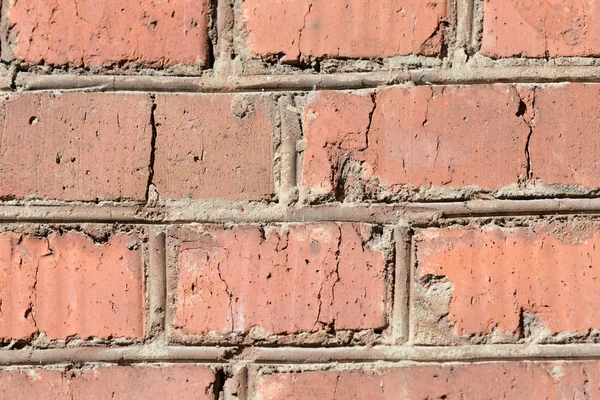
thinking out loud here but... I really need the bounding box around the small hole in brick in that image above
[193,156,200,162]
[28,116,38,125]
[56,154,62,164]
[516,100,527,117]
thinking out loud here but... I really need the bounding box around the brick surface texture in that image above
[171,223,387,337]
[0,231,144,341]
[253,362,600,399]
[242,0,448,61]
[6,0,212,68]
[0,0,597,398]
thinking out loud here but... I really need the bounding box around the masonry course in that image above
[0,0,598,398]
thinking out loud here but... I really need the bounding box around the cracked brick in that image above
[242,0,447,61]
[170,223,387,338]
[413,220,600,344]
[301,86,530,202]
[0,230,144,342]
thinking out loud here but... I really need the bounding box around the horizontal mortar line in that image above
[4,344,600,366]
[12,66,600,93]
[14,71,409,93]
[241,344,600,364]
[2,198,600,224]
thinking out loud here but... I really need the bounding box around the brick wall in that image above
[0,0,599,398]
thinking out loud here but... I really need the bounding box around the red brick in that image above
[6,0,211,68]
[0,93,152,201]
[530,84,600,188]
[0,234,44,340]
[302,86,529,199]
[481,0,600,58]
[171,223,387,336]
[0,230,144,341]
[253,362,600,399]
[415,220,600,342]
[0,370,70,399]
[0,365,215,400]
[70,365,215,400]
[242,0,447,61]
[153,94,274,200]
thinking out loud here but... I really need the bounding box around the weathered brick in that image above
[0,230,144,341]
[531,84,600,188]
[6,0,211,68]
[153,94,275,200]
[0,370,70,399]
[171,223,387,337]
[253,362,600,399]
[414,220,600,344]
[242,0,447,61]
[481,0,600,58]
[0,93,152,201]
[70,365,215,400]
[302,86,529,200]
[0,365,215,400]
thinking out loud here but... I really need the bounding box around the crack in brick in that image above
[72,0,90,25]
[316,225,342,330]
[297,1,313,61]
[516,87,537,181]
[29,237,57,335]
[422,88,441,169]
[215,258,234,333]
[332,374,340,400]
[364,93,377,150]
[146,95,158,203]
